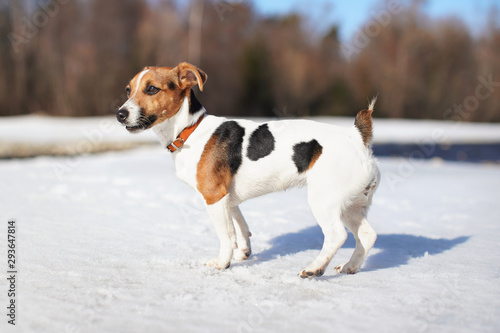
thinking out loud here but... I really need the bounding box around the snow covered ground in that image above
[2,115,500,145]
[1,116,499,332]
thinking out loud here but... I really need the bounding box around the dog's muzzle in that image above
[116,107,157,133]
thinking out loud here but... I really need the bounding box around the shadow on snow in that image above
[252,225,470,272]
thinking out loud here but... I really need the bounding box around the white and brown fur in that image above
[116,62,380,278]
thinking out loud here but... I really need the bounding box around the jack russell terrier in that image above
[116,62,379,278]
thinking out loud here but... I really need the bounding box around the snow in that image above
[1,116,500,332]
[0,115,155,144]
[2,115,500,145]
[315,117,500,144]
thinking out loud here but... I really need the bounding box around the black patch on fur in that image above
[213,121,245,175]
[167,81,176,91]
[247,124,275,161]
[147,114,157,126]
[292,140,323,173]
[145,114,157,128]
[139,109,157,129]
[189,90,204,114]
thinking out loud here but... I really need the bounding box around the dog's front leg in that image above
[205,195,237,270]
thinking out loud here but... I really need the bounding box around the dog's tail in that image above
[354,97,377,147]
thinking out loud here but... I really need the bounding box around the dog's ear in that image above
[177,62,208,91]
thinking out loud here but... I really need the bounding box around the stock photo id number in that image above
[6,220,17,326]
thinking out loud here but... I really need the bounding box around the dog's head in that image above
[116,63,207,133]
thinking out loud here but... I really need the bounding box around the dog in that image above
[116,62,380,278]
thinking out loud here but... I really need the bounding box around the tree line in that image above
[1,0,499,121]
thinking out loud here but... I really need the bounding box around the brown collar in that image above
[166,114,205,153]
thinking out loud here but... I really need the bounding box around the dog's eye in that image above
[125,86,131,97]
[146,85,160,95]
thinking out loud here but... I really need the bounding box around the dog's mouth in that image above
[125,115,157,133]
[125,125,147,133]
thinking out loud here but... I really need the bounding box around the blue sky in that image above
[251,0,500,40]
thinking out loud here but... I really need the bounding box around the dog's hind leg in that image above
[335,197,377,274]
[231,206,252,260]
[300,192,347,278]
[336,175,378,274]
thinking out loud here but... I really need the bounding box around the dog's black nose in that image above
[116,108,129,123]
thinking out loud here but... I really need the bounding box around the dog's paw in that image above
[205,257,230,270]
[299,268,325,279]
[233,248,251,261]
[335,263,359,274]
